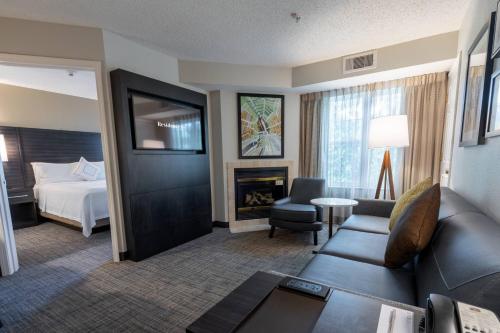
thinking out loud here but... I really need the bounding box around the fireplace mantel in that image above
[227,160,294,233]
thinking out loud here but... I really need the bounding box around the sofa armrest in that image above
[273,197,291,206]
[352,199,395,218]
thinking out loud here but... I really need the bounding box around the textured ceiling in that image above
[0,0,470,66]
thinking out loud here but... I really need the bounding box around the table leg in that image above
[329,206,333,238]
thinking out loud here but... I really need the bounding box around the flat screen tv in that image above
[129,92,204,151]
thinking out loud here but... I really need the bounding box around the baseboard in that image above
[213,221,229,228]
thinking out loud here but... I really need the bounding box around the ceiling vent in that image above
[343,51,377,74]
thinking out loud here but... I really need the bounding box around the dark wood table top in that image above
[186,271,425,333]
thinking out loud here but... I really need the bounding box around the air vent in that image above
[343,51,377,74]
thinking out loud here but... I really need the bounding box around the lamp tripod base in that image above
[375,149,395,200]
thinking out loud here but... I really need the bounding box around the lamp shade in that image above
[368,115,409,149]
[0,135,8,162]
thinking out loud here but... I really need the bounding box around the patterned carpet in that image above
[0,222,329,332]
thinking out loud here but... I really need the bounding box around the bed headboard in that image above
[0,126,103,192]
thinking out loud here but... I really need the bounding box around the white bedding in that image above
[35,180,109,237]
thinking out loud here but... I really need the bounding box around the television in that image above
[129,92,204,152]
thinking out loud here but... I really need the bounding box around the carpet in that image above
[0,222,329,332]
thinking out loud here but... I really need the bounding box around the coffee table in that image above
[186,271,425,333]
[310,198,359,238]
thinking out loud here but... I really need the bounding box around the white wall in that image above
[211,90,300,222]
[0,83,100,132]
[450,0,500,223]
[103,30,179,83]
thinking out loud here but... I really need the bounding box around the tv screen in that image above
[130,93,203,151]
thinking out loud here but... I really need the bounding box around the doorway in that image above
[0,54,124,275]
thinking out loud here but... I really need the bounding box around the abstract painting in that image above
[237,93,284,158]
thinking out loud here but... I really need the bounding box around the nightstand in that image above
[8,189,39,230]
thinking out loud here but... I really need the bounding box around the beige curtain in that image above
[299,92,324,177]
[401,72,448,191]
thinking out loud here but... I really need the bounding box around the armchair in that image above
[269,177,325,245]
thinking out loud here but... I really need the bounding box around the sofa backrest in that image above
[415,189,500,314]
[289,178,325,205]
[438,187,481,221]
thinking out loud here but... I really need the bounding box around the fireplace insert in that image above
[235,167,288,220]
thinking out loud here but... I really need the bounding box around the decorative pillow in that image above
[31,162,82,184]
[384,184,441,268]
[388,177,432,230]
[73,157,100,181]
[93,161,106,180]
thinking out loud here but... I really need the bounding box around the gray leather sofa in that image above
[298,187,500,314]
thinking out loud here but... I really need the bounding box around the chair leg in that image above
[313,231,318,245]
[269,226,276,238]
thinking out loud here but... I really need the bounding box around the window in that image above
[320,86,405,198]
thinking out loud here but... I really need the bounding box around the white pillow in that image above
[73,157,100,181]
[93,161,106,180]
[31,162,82,185]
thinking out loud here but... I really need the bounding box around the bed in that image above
[32,160,109,237]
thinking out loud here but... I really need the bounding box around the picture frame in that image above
[492,2,500,58]
[237,93,284,159]
[486,69,500,138]
[459,13,495,147]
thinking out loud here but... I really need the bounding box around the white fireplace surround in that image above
[227,160,294,233]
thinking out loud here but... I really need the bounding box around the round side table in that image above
[310,198,359,238]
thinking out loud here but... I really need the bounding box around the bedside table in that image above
[8,189,39,230]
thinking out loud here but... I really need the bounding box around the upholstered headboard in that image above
[0,126,103,192]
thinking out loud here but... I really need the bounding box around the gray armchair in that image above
[269,177,325,245]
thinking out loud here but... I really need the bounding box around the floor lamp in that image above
[368,115,409,200]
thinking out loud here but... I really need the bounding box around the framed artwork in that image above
[460,14,495,147]
[237,93,284,159]
[493,3,500,58]
[486,69,500,138]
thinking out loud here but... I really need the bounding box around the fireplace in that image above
[234,167,288,221]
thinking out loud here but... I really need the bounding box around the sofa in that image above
[298,187,500,314]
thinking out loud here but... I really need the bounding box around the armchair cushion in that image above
[289,178,325,205]
[271,203,317,223]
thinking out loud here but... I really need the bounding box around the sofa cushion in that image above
[270,203,317,222]
[299,254,416,305]
[385,185,440,268]
[389,177,432,230]
[415,212,500,313]
[339,215,390,234]
[319,229,388,266]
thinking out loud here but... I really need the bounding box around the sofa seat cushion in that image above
[339,215,390,234]
[299,254,416,305]
[270,203,317,222]
[270,219,323,231]
[319,230,389,266]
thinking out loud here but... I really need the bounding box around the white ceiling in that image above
[0,0,470,67]
[0,64,97,100]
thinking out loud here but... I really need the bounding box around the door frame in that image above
[0,53,126,273]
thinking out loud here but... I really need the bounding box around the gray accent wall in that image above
[450,0,500,223]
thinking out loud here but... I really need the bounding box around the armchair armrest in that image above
[352,199,395,218]
[273,197,291,206]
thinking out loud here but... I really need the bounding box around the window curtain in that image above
[299,92,324,177]
[299,72,448,199]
